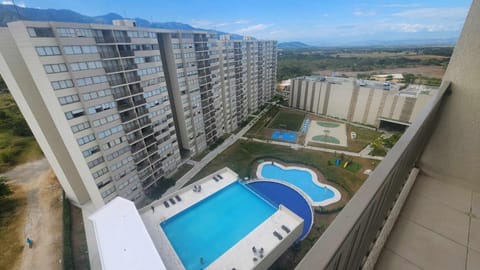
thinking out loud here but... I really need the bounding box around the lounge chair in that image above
[217,174,223,179]
[213,176,219,182]
[273,231,283,240]
[163,201,170,208]
[175,195,181,202]
[169,198,176,204]
[281,225,291,234]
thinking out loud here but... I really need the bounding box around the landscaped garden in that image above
[188,140,379,269]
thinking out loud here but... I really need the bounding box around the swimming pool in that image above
[257,162,341,206]
[161,181,276,270]
[248,181,313,240]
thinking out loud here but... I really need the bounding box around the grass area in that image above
[190,141,371,196]
[317,121,340,128]
[312,135,340,144]
[328,158,362,173]
[0,93,43,173]
[268,110,305,131]
[246,106,279,139]
[0,185,26,269]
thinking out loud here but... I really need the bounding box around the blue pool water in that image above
[261,164,335,203]
[161,182,276,270]
[271,130,297,142]
[248,181,313,240]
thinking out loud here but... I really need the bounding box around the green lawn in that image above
[190,141,369,196]
[312,135,340,144]
[0,93,43,173]
[268,111,305,131]
[317,121,340,128]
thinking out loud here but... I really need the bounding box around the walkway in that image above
[240,137,384,161]
[166,107,271,193]
[2,159,63,270]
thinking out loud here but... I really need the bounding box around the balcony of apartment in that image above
[296,3,480,269]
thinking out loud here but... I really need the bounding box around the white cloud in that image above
[1,1,25,7]
[393,7,468,19]
[235,24,273,34]
[191,19,250,29]
[394,23,449,33]
[353,10,376,17]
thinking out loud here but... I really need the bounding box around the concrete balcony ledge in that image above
[376,173,480,270]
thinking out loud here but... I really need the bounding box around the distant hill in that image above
[278,42,315,50]
[0,4,244,39]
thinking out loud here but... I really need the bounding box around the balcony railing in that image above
[296,82,451,270]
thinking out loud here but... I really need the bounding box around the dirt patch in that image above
[313,65,446,79]
[1,159,63,270]
[0,185,27,269]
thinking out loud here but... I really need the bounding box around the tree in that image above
[0,176,13,200]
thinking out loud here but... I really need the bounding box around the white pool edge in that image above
[256,161,342,207]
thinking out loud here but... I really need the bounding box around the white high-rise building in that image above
[0,20,276,209]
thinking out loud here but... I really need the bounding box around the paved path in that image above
[166,107,271,193]
[240,137,384,161]
[2,159,63,270]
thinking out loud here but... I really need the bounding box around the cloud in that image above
[235,24,273,34]
[393,7,468,19]
[191,19,250,29]
[353,10,376,17]
[394,23,449,33]
[1,0,25,7]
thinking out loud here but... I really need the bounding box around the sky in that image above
[2,0,473,45]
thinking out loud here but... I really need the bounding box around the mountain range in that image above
[0,4,244,39]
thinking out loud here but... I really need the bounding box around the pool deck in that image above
[256,161,342,207]
[207,205,303,270]
[140,167,304,270]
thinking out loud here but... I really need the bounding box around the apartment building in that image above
[0,20,276,209]
[289,76,436,128]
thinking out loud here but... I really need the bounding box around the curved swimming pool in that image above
[257,162,341,207]
[248,180,313,240]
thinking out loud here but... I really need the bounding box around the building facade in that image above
[0,20,276,209]
[289,76,436,128]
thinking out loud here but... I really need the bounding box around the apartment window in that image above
[82,88,112,101]
[103,136,126,150]
[51,79,74,90]
[44,63,67,74]
[101,186,116,198]
[65,109,85,120]
[87,102,115,115]
[97,125,123,140]
[82,145,100,158]
[56,27,76,37]
[110,156,133,171]
[76,75,107,87]
[77,134,95,146]
[137,66,162,76]
[27,27,54,37]
[71,121,90,133]
[92,114,119,127]
[70,61,103,71]
[36,46,61,56]
[63,45,98,55]
[92,167,109,179]
[58,94,80,105]
[106,146,130,161]
[56,27,94,38]
[88,156,105,169]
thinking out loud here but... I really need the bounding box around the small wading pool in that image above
[161,181,276,270]
[257,162,341,207]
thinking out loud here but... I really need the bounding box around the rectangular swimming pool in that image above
[161,181,276,270]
